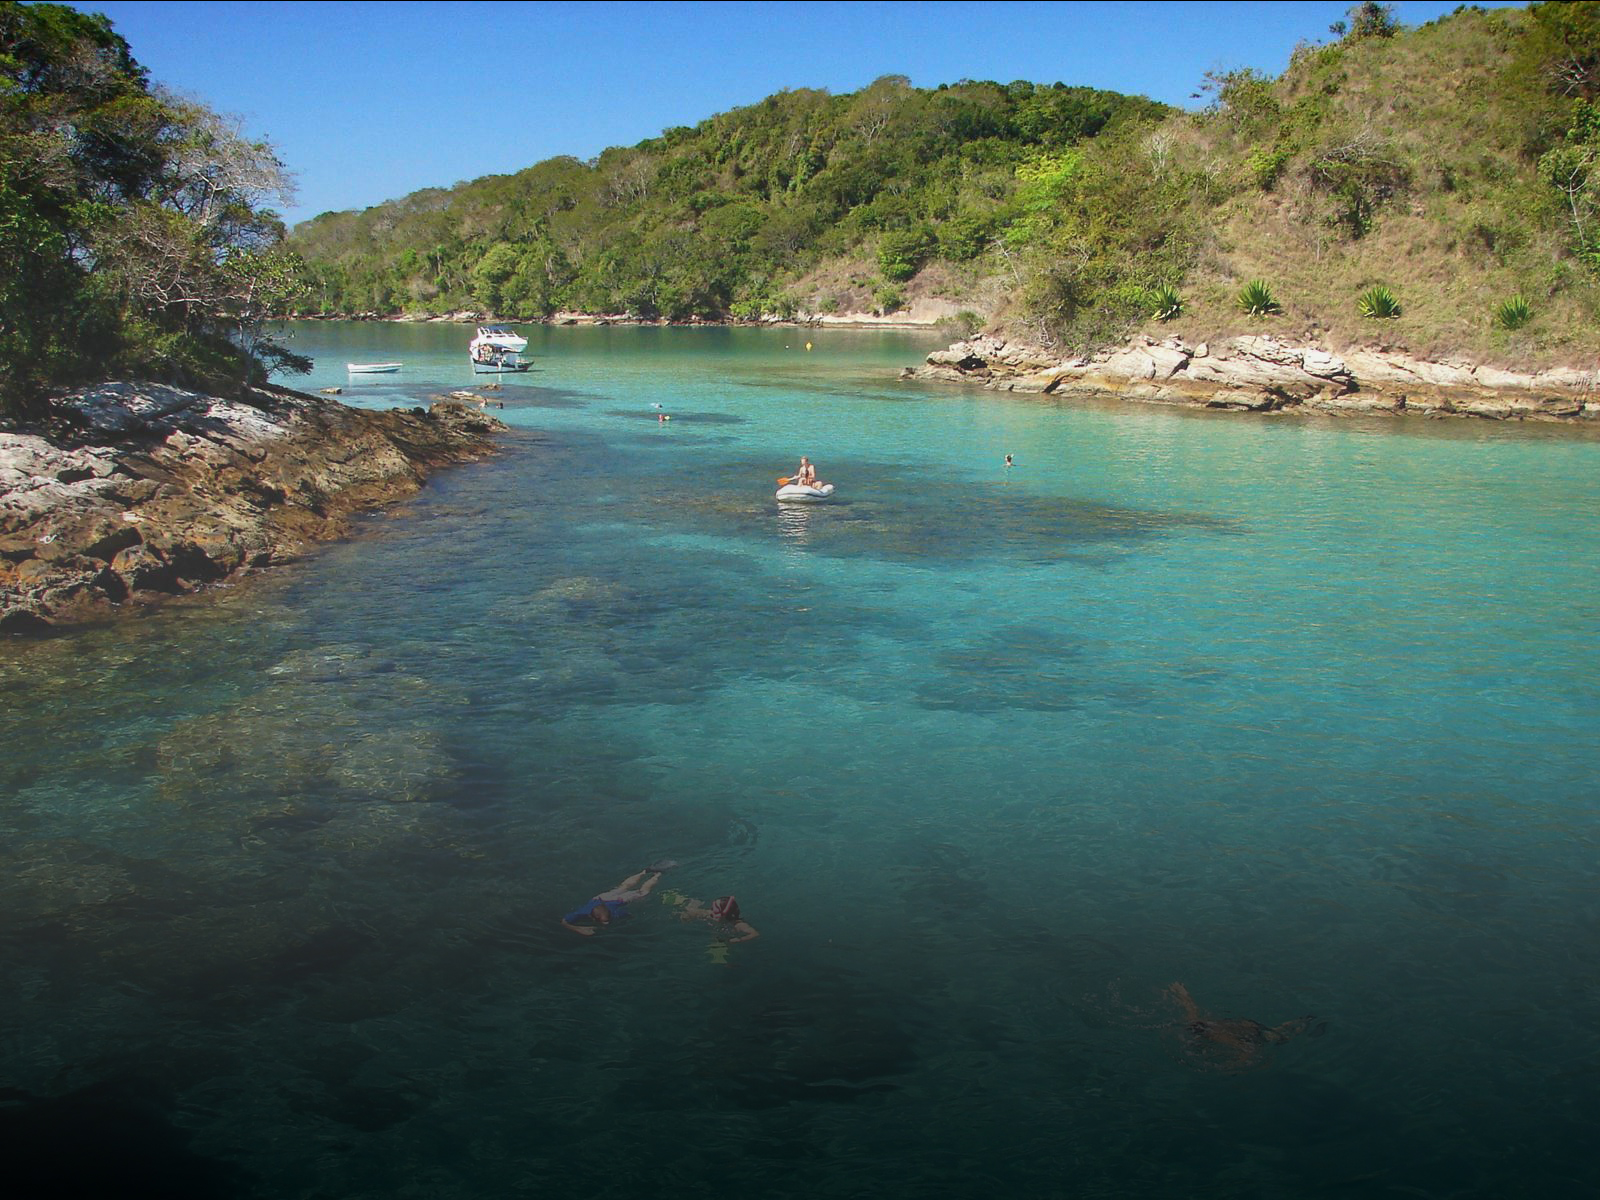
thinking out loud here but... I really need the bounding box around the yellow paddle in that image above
[776,476,792,485]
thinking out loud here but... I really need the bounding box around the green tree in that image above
[877,226,935,281]
[1201,68,1282,136]
[471,241,521,310]
[1521,0,1600,100]
[0,1,306,414]
[1540,99,1600,267]
[937,214,991,262]
[1342,2,1399,41]
[0,182,88,399]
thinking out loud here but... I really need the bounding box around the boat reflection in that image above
[776,499,816,550]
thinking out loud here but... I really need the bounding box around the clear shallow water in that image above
[4,322,1599,1198]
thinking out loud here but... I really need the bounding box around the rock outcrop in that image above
[906,334,1600,421]
[1,383,505,632]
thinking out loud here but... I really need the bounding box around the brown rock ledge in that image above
[903,334,1600,422]
[1,382,506,633]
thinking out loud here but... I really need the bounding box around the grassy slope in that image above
[1101,8,1596,367]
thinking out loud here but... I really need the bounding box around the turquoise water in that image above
[4,321,1599,1198]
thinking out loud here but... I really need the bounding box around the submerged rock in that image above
[5,842,140,925]
[328,727,455,804]
[156,657,464,812]
[1,383,505,631]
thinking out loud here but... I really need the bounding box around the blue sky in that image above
[82,0,1519,227]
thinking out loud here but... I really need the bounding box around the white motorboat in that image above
[470,344,532,373]
[346,362,401,374]
[469,325,532,373]
[471,324,528,353]
[776,482,835,502]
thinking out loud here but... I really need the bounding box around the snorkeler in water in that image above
[560,862,677,937]
[679,894,760,944]
[1164,982,1316,1070]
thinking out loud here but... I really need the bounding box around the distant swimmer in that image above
[1004,454,1013,469]
[1164,982,1317,1071]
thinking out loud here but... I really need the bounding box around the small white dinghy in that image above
[346,362,401,374]
[776,482,835,503]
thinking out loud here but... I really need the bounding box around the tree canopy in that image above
[287,76,1169,323]
[0,1,305,416]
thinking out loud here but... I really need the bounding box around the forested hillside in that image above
[289,2,1600,368]
[287,77,1167,323]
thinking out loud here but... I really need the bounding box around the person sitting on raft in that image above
[561,867,668,937]
[679,895,760,944]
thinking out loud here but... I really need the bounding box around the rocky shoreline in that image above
[905,333,1600,422]
[1,383,505,633]
[295,305,964,331]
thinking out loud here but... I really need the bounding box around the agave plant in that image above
[1237,279,1280,316]
[1495,294,1532,330]
[1357,284,1401,319]
[1149,284,1182,321]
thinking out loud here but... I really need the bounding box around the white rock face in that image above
[908,333,1599,423]
[1302,349,1346,378]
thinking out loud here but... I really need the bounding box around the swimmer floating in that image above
[1164,982,1318,1071]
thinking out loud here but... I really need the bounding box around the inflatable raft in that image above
[776,482,835,503]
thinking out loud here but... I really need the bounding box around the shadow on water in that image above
[889,839,991,917]
[483,556,925,710]
[605,407,747,424]
[621,960,921,1114]
[491,383,589,410]
[287,431,1195,720]
[917,621,1087,712]
[628,455,1237,568]
[2,1080,246,1199]
[735,363,944,403]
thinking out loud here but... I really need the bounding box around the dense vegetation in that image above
[287,77,1167,323]
[0,1,302,417]
[290,2,1600,366]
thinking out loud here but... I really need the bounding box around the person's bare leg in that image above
[596,870,653,902]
